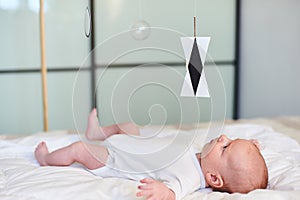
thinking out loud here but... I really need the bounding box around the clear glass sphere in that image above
[130,20,151,40]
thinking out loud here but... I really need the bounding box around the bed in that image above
[0,117,299,200]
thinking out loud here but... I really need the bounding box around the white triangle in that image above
[180,71,195,96]
[196,37,210,66]
[196,71,210,97]
[180,37,194,63]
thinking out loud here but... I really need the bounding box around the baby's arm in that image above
[136,178,175,200]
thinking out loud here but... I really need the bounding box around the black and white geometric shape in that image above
[180,37,210,97]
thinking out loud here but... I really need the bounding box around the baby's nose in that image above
[217,134,228,142]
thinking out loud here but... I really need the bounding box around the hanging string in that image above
[194,0,197,17]
[194,0,197,37]
[194,17,196,37]
[139,0,142,20]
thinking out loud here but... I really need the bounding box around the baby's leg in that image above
[35,141,108,170]
[85,108,140,140]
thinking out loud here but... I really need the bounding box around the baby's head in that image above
[200,135,268,193]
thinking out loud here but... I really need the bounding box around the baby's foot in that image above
[35,142,49,166]
[85,108,106,140]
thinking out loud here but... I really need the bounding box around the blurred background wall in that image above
[239,0,300,118]
[0,0,299,135]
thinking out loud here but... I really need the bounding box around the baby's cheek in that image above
[201,144,211,158]
[201,140,217,158]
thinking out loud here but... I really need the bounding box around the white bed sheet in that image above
[0,124,299,200]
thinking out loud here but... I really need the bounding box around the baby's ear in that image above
[205,172,224,188]
[250,139,262,150]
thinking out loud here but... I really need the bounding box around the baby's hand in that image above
[136,178,175,200]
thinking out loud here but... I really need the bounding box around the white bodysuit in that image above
[90,134,206,199]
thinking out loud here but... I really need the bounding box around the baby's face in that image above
[201,135,260,176]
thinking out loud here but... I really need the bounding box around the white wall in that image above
[240,0,300,118]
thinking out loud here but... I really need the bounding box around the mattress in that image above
[0,118,299,200]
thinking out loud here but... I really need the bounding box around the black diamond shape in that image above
[188,38,203,95]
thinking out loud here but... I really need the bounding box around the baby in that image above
[35,109,268,200]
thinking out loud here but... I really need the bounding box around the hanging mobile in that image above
[180,17,210,97]
[131,0,151,40]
